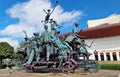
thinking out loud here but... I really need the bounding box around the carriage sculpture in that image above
[17,1,100,73]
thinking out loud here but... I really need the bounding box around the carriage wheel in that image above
[62,64,70,73]
[84,60,100,73]
[62,62,75,73]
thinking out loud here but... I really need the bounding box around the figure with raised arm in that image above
[43,0,58,23]
[18,30,31,58]
[79,39,93,56]
[43,9,52,23]
[73,22,79,36]
[23,30,31,57]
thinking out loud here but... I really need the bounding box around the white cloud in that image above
[51,6,82,23]
[107,13,118,17]
[0,0,83,48]
[0,38,19,49]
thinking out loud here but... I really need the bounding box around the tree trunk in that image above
[0,59,2,68]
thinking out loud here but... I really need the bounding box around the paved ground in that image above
[0,61,120,77]
[0,69,120,77]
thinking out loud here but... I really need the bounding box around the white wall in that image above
[85,35,120,59]
[86,35,120,51]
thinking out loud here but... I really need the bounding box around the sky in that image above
[0,0,120,49]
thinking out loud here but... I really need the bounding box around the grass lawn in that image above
[100,63,120,70]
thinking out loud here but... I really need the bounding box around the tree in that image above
[0,42,14,57]
[0,42,14,68]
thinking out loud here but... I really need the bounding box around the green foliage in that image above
[100,64,120,70]
[0,42,14,53]
[0,42,16,68]
[0,42,14,59]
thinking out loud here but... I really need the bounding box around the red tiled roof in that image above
[59,23,120,39]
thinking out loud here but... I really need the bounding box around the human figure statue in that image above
[49,19,62,35]
[49,19,62,54]
[60,36,73,51]
[65,22,80,43]
[42,0,59,23]
[57,38,78,68]
[54,38,68,60]
[43,9,52,23]
[18,30,31,59]
[23,32,42,65]
[73,22,79,35]
[32,32,42,63]
[54,36,68,67]
[64,22,82,52]
[79,39,93,56]
[23,30,31,57]
[41,25,54,61]
[73,22,85,38]
[50,31,69,68]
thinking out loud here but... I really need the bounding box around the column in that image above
[98,52,101,61]
[110,52,113,61]
[116,52,120,61]
[103,52,107,61]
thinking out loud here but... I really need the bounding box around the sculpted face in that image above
[44,25,48,30]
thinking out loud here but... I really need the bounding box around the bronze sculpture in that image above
[19,0,100,73]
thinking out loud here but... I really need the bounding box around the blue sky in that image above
[0,0,120,48]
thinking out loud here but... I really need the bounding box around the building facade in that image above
[60,23,120,61]
[86,15,120,61]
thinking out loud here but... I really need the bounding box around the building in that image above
[86,15,120,61]
[87,15,120,28]
[60,16,120,61]
[81,23,120,61]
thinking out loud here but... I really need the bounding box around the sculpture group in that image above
[18,0,100,73]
